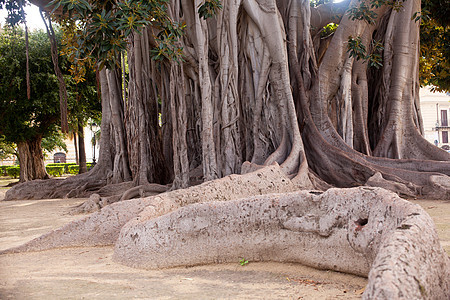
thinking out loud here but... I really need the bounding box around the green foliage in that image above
[198,0,223,20]
[320,23,338,38]
[347,1,377,25]
[347,36,383,69]
[150,21,186,61]
[0,0,29,26]
[45,165,65,177]
[417,0,450,92]
[47,162,76,173]
[0,27,61,145]
[345,0,448,91]
[6,166,20,178]
[239,258,249,266]
[67,164,79,174]
[42,131,68,156]
[347,36,366,60]
[366,40,384,69]
[347,0,404,25]
[0,165,9,176]
[67,163,93,174]
[310,0,332,7]
[0,135,16,160]
[50,0,185,68]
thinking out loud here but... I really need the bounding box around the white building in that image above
[46,126,100,165]
[419,87,450,150]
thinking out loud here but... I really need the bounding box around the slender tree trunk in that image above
[194,0,219,181]
[73,131,79,165]
[17,136,49,182]
[78,123,87,174]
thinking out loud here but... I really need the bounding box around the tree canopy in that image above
[0,27,61,144]
[0,24,100,180]
[418,0,450,92]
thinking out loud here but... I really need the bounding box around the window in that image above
[441,110,448,126]
[443,131,449,144]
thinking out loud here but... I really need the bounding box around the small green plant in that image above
[239,258,249,266]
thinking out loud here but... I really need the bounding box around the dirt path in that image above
[0,182,448,299]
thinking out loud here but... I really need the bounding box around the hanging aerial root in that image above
[0,164,297,254]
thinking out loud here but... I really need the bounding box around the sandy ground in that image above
[0,180,448,299]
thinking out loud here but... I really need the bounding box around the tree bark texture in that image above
[17,136,49,182]
[73,131,79,165]
[77,123,87,174]
[7,0,449,201]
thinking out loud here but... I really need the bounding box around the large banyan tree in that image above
[5,0,449,201]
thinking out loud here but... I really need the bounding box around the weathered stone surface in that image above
[363,200,450,299]
[113,187,449,299]
[1,163,296,253]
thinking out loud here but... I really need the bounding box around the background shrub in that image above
[68,165,79,175]
[46,163,77,174]
[0,166,9,176]
[45,165,65,177]
[6,166,20,178]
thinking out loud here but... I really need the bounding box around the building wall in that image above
[419,87,450,150]
[45,127,100,165]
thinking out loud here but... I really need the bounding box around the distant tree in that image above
[418,0,450,92]
[0,27,63,181]
[0,133,67,163]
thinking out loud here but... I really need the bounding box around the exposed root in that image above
[4,168,109,201]
[120,184,169,200]
[366,172,417,198]
[95,181,134,197]
[0,164,296,254]
[71,183,170,214]
[112,187,449,299]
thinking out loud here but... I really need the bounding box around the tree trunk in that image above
[73,131,79,165]
[7,0,450,202]
[78,123,87,174]
[17,136,49,182]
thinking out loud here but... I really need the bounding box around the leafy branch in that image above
[347,36,384,69]
[48,0,185,70]
[198,0,223,20]
[347,0,405,25]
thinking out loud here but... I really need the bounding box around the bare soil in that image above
[0,180,448,299]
